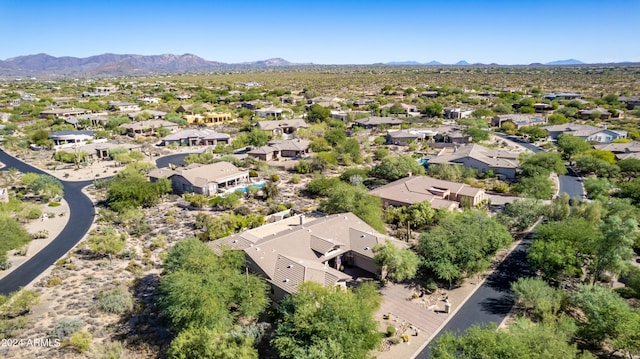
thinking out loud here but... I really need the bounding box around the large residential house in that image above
[369,175,486,210]
[593,142,640,160]
[492,114,546,129]
[120,120,179,137]
[579,108,623,120]
[40,108,91,120]
[176,103,214,114]
[543,123,628,143]
[353,117,403,129]
[444,108,474,119]
[428,144,520,179]
[64,114,109,128]
[160,129,230,147]
[149,162,249,196]
[184,112,235,126]
[127,110,167,120]
[108,101,141,113]
[543,92,582,100]
[49,130,104,150]
[247,139,311,161]
[256,119,308,135]
[380,103,420,116]
[75,142,140,161]
[255,107,285,119]
[209,212,407,300]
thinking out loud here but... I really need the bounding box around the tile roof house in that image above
[108,101,141,113]
[127,110,167,120]
[183,112,235,127]
[444,108,474,119]
[369,175,485,210]
[492,114,547,129]
[120,120,179,137]
[64,114,109,128]
[255,107,285,119]
[209,213,407,300]
[247,139,311,161]
[428,144,520,179]
[49,130,105,150]
[578,108,623,120]
[388,127,470,146]
[150,162,249,196]
[39,108,91,120]
[593,141,640,160]
[256,119,309,135]
[353,117,403,129]
[75,142,140,160]
[160,129,230,147]
[543,123,628,143]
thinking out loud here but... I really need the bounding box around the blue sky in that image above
[1,0,638,64]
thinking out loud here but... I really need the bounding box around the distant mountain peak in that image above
[455,60,470,66]
[545,59,584,65]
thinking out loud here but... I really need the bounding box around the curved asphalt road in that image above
[0,150,94,295]
[417,135,584,358]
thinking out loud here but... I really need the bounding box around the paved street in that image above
[0,150,94,295]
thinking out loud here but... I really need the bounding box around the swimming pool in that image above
[231,181,266,193]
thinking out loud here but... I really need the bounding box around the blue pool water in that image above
[234,182,266,193]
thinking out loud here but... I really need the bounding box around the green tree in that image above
[417,210,512,286]
[618,158,640,180]
[511,277,565,321]
[588,215,636,284]
[421,102,443,117]
[583,177,612,199]
[431,319,590,359]
[246,128,269,147]
[306,104,331,122]
[464,127,489,141]
[497,198,545,232]
[87,226,125,260]
[547,113,569,125]
[271,282,380,359]
[511,175,555,200]
[167,327,257,359]
[557,134,590,164]
[318,183,385,233]
[528,217,596,282]
[519,152,567,177]
[0,216,31,262]
[372,241,419,282]
[371,155,425,181]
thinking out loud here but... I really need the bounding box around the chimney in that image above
[299,215,305,226]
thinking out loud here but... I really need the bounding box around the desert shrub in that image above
[249,170,258,177]
[389,336,402,345]
[0,261,11,270]
[50,317,84,339]
[126,260,143,277]
[46,276,63,287]
[67,330,92,353]
[32,229,49,239]
[27,208,42,220]
[95,286,133,314]
[48,202,61,207]
[165,215,176,225]
[289,174,301,184]
[150,235,167,251]
[91,340,124,359]
[270,174,280,182]
[386,326,396,337]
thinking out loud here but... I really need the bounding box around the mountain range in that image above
[0,53,632,78]
[0,53,300,77]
